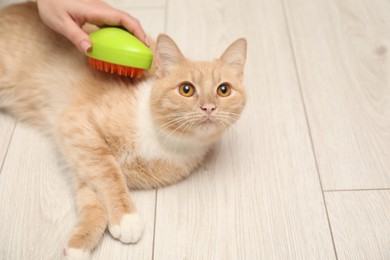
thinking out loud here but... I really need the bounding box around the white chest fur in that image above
[119,80,209,165]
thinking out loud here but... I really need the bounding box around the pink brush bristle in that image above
[88,57,143,78]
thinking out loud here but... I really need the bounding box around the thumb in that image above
[61,19,92,53]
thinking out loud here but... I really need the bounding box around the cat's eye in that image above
[217,83,232,97]
[178,82,196,97]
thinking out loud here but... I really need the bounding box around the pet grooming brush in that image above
[87,27,153,78]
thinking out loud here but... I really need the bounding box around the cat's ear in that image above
[220,38,247,80]
[155,34,185,77]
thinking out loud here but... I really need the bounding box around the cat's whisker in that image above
[164,120,196,150]
[153,112,189,120]
[161,119,195,147]
[155,112,201,132]
[215,113,238,121]
[215,115,238,131]
[216,114,240,125]
[173,120,195,153]
[155,111,199,118]
[157,118,185,130]
[221,121,236,131]
[216,112,240,120]
[156,115,201,144]
[156,117,189,135]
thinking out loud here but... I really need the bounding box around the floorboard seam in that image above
[151,189,158,260]
[280,1,339,259]
[325,188,390,193]
[0,121,17,177]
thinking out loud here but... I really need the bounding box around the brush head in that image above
[88,57,144,78]
[87,27,153,78]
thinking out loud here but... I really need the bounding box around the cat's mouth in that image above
[199,116,215,124]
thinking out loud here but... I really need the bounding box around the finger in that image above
[86,9,149,46]
[61,18,92,53]
[120,13,149,46]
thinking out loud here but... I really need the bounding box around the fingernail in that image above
[144,37,150,47]
[80,40,92,53]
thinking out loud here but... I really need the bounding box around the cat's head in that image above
[150,34,247,145]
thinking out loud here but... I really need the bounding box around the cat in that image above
[0,2,247,259]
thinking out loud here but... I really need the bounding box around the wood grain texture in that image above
[283,0,390,190]
[0,114,15,168]
[0,124,75,260]
[325,190,390,260]
[153,0,335,259]
[125,7,165,39]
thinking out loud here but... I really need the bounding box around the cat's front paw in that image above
[63,248,90,260]
[108,213,144,244]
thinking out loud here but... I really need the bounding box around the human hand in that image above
[36,0,149,53]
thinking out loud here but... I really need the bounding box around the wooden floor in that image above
[0,0,389,259]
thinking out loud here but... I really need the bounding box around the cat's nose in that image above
[201,104,217,115]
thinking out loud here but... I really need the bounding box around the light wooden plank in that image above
[0,114,15,167]
[284,0,390,190]
[325,190,390,260]
[0,124,75,260]
[153,0,335,259]
[125,8,165,39]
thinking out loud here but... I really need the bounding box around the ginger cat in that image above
[0,2,247,259]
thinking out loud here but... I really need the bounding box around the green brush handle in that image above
[87,27,153,69]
